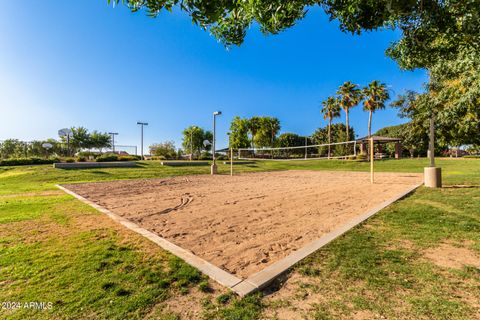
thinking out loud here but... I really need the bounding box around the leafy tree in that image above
[182,126,212,159]
[337,81,362,143]
[247,116,262,149]
[0,139,25,159]
[255,117,281,148]
[362,80,390,137]
[228,116,250,149]
[390,91,448,157]
[111,1,479,68]
[277,133,305,148]
[89,131,112,153]
[60,127,90,153]
[321,96,341,158]
[150,141,177,159]
[312,123,354,156]
[277,132,310,156]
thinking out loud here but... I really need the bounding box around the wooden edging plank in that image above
[231,182,423,296]
[56,184,243,289]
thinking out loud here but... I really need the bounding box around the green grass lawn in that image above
[1,158,479,319]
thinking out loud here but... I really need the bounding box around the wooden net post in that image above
[230,148,233,176]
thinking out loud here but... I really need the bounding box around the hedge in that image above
[0,157,58,166]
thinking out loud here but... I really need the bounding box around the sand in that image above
[64,170,422,278]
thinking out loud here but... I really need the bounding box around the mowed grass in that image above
[0,158,479,319]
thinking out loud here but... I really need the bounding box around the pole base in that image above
[424,167,442,188]
[211,164,217,175]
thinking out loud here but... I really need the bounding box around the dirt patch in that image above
[424,243,480,269]
[63,170,422,278]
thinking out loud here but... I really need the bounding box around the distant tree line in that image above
[228,116,281,149]
[0,127,112,159]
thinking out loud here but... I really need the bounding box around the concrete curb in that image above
[160,161,209,166]
[231,182,423,296]
[56,184,242,289]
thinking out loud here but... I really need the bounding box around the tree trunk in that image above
[345,110,349,142]
[328,118,332,158]
[368,111,373,138]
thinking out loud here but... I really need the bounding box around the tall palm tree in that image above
[265,117,281,146]
[247,116,261,150]
[337,81,363,142]
[321,96,341,158]
[362,80,390,137]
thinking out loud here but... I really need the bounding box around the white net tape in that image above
[238,140,358,161]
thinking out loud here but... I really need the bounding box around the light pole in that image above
[211,111,222,175]
[108,132,118,153]
[190,126,197,161]
[137,122,148,160]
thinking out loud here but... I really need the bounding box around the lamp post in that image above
[211,111,222,175]
[137,122,148,160]
[190,126,197,161]
[108,132,118,153]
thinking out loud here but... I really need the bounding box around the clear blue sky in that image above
[0,1,427,153]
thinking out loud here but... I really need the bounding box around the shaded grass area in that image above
[265,180,480,319]
[0,195,207,319]
[0,158,479,319]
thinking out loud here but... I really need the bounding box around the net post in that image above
[230,148,233,176]
[370,137,374,184]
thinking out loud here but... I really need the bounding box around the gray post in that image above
[137,122,148,160]
[109,132,118,153]
[211,111,221,175]
[213,115,216,164]
[424,113,442,187]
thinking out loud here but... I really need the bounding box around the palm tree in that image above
[337,81,363,142]
[321,96,341,158]
[265,117,281,146]
[247,116,262,150]
[362,80,390,137]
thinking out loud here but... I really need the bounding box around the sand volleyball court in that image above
[63,170,422,278]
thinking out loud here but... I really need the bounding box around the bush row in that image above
[0,157,59,166]
[0,154,141,166]
[95,154,140,162]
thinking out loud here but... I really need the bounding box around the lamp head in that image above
[213,111,222,116]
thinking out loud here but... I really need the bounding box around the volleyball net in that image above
[237,140,358,161]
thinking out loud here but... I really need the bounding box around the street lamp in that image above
[137,122,148,160]
[108,132,118,153]
[211,111,222,175]
[190,126,197,161]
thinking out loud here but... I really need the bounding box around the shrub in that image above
[77,156,87,162]
[356,153,368,161]
[96,153,119,162]
[150,156,166,161]
[77,151,99,158]
[0,157,56,166]
[118,155,139,161]
[199,152,212,160]
[65,158,75,163]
